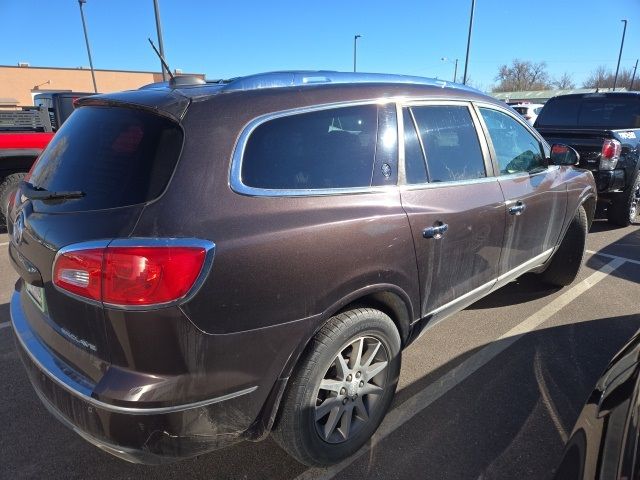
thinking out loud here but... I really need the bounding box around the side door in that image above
[399,101,506,322]
[475,104,567,283]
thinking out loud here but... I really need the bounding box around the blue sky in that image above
[2,0,638,91]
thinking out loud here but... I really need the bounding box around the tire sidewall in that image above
[297,312,401,464]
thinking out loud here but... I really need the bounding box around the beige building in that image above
[0,64,205,107]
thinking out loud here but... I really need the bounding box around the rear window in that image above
[241,105,377,190]
[513,107,528,115]
[536,95,640,128]
[29,106,183,211]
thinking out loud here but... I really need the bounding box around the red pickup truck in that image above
[0,92,93,224]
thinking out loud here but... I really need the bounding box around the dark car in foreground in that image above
[535,92,640,226]
[7,71,596,466]
[554,330,640,479]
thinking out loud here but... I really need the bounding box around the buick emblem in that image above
[12,211,24,246]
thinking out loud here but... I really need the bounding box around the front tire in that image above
[607,170,640,227]
[272,308,401,467]
[540,205,587,287]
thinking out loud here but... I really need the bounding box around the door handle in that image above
[508,201,526,216]
[423,223,448,239]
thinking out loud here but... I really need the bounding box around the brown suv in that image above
[7,71,596,466]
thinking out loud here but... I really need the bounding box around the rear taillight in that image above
[53,240,213,307]
[600,139,622,170]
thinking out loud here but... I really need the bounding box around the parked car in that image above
[0,92,94,224]
[535,92,640,226]
[511,102,544,125]
[554,330,640,479]
[7,71,596,466]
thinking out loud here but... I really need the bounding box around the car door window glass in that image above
[242,105,377,190]
[411,105,486,182]
[403,108,428,184]
[479,107,545,174]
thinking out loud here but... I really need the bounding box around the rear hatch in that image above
[8,100,185,382]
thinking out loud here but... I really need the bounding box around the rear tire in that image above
[607,170,640,227]
[0,172,27,226]
[272,308,401,467]
[540,205,587,287]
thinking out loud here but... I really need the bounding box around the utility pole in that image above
[630,58,638,91]
[613,19,627,91]
[462,0,475,85]
[353,35,362,73]
[78,0,98,93]
[454,58,459,83]
[153,0,168,81]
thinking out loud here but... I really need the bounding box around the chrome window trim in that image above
[11,292,257,415]
[52,237,216,311]
[399,175,499,192]
[229,99,397,197]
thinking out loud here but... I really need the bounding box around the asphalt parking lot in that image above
[0,219,639,480]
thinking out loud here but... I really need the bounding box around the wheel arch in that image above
[244,283,416,441]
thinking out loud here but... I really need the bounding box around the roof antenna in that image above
[148,38,174,81]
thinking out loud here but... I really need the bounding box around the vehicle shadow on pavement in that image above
[0,302,9,324]
[2,310,640,480]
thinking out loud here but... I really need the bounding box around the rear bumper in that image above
[595,169,626,193]
[10,291,259,464]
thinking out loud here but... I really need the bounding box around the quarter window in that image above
[241,105,377,190]
[479,107,545,174]
[411,105,486,182]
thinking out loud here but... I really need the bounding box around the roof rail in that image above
[138,70,483,95]
[218,71,481,94]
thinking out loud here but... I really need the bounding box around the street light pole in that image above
[630,59,638,91]
[78,0,97,93]
[153,0,168,81]
[353,35,361,73]
[613,19,627,91]
[441,57,459,82]
[462,0,475,85]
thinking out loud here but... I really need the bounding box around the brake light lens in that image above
[53,242,209,307]
[600,139,621,170]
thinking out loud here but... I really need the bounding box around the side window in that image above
[241,105,377,190]
[403,108,428,184]
[411,105,486,182]
[479,108,545,174]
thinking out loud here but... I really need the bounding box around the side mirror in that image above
[549,143,580,166]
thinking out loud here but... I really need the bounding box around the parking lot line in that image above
[295,256,626,480]
[586,249,640,266]
[0,321,10,330]
[0,242,8,247]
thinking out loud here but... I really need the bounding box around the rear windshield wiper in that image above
[20,181,85,201]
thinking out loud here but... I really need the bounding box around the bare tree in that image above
[583,65,634,88]
[553,72,575,89]
[492,59,551,92]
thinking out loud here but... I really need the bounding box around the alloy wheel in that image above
[314,336,389,444]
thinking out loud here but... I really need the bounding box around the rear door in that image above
[475,104,566,281]
[8,105,184,381]
[399,101,505,322]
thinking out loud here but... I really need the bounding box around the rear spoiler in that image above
[76,88,191,122]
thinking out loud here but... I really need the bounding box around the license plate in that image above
[25,283,46,313]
